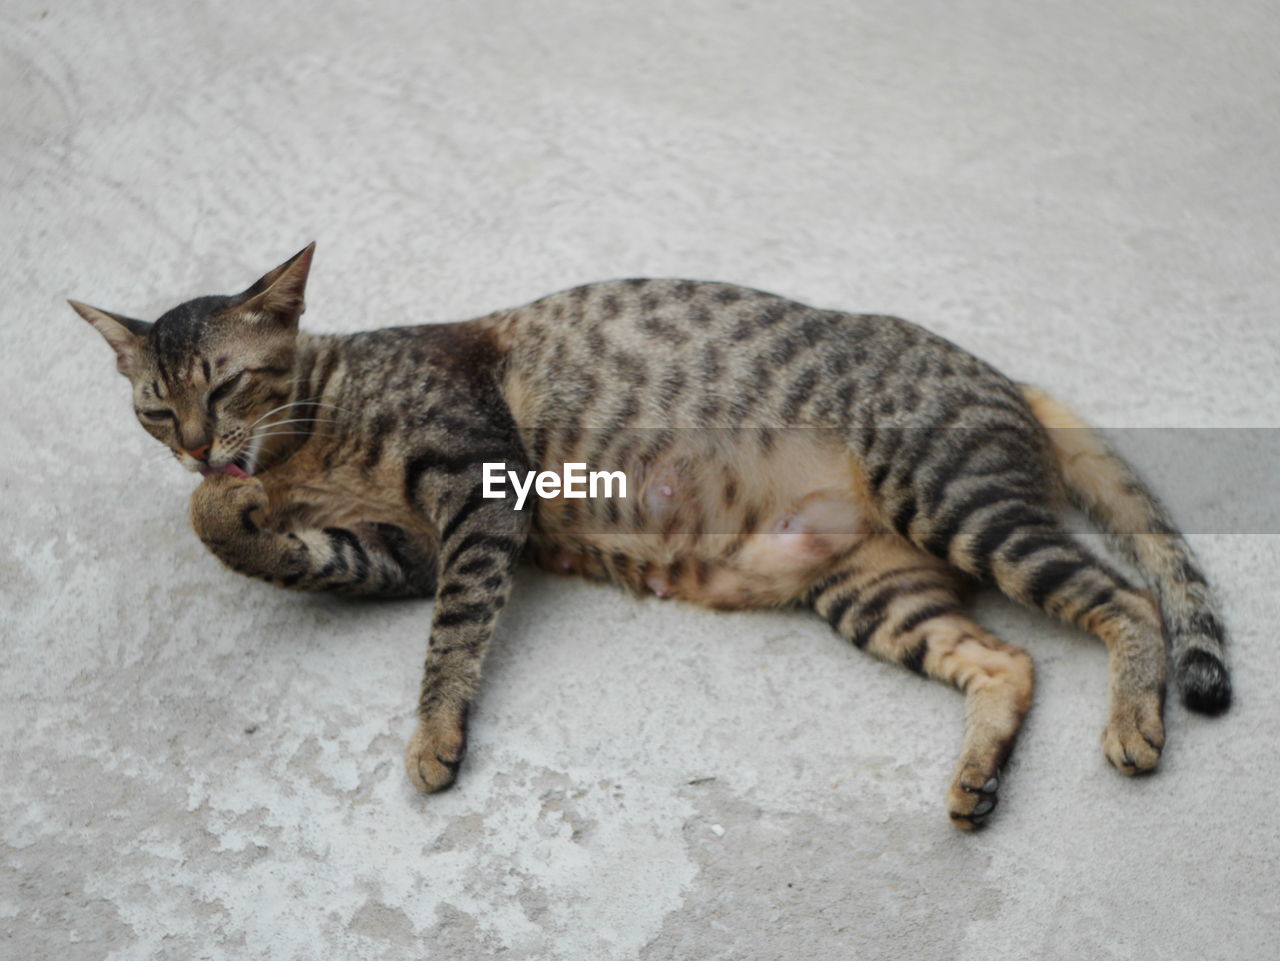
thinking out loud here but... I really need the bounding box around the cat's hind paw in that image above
[1101,692,1165,775]
[405,704,469,793]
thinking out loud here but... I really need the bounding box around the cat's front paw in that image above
[405,703,469,793]
[190,473,270,545]
[947,764,1001,830]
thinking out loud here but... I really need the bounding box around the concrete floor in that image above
[3,1,1279,958]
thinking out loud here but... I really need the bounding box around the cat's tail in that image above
[1019,385,1232,713]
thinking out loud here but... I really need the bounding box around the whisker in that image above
[247,400,351,430]
[250,419,339,438]
[254,417,341,429]
[247,400,303,429]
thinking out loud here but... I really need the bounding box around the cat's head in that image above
[71,243,315,477]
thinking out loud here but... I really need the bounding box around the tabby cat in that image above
[71,243,1231,828]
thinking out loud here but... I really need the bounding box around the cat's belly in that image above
[529,429,879,609]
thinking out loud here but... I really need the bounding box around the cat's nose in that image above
[185,444,211,462]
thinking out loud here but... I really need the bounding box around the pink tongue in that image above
[200,462,250,478]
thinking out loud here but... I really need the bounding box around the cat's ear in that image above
[237,242,315,329]
[68,300,152,377]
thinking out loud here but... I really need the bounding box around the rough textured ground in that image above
[3,1,1278,958]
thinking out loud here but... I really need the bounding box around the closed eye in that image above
[209,371,246,407]
[140,409,173,422]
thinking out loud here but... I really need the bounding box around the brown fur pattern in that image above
[72,245,1231,827]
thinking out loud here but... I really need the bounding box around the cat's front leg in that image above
[405,485,530,793]
[190,474,435,597]
[189,473,294,580]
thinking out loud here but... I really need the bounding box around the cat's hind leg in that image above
[963,524,1166,776]
[880,417,1168,775]
[808,535,1034,828]
[1020,384,1230,713]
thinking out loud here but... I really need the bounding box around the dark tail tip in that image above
[1177,649,1233,715]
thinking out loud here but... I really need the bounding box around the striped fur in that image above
[74,248,1232,825]
[808,537,1032,828]
[1020,386,1230,713]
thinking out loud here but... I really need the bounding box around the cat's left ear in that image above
[68,300,152,377]
[237,242,316,329]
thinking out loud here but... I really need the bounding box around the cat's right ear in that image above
[236,242,316,329]
[68,300,152,377]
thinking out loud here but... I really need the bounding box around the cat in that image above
[70,243,1231,828]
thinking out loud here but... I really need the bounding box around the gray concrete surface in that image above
[3,1,1279,958]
